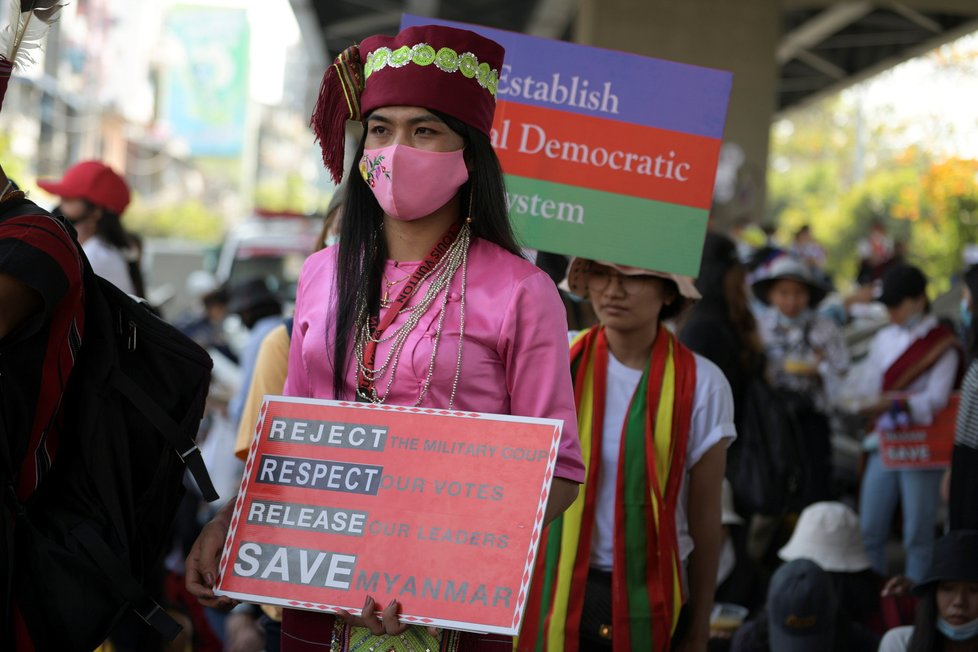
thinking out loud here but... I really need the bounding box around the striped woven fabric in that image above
[955,360,978,448]
[517,325,696,652]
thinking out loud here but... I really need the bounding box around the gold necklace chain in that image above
[354,224,471,408]
[380,269,411,308]
[355,226,466,364]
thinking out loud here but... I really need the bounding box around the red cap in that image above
[37,160,131,214]
[311,24,504,183]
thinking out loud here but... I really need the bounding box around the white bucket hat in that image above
[778,502,872,572]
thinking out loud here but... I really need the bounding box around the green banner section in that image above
[504,175,708,277]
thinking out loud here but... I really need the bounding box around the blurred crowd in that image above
[5,17,978,651]
[12,154,978,652]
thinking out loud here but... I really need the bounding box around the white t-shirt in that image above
[843,315,959,450]
[83,235,135,295]
[878,626,912,651]
[590,351,737,570]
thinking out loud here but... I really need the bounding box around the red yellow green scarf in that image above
[517,325,697,652]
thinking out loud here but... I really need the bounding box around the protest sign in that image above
[401,14,733,276]
[215,396,562,635]
[880,393,959,470]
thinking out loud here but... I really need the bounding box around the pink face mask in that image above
[359,144,469,221]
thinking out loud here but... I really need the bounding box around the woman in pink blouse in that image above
[186,24,584,652]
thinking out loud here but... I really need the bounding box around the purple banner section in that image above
[401,14,732,139]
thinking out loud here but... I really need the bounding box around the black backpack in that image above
[1,203,218,650]
[726,375,809,516]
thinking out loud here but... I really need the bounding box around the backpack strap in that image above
[72,521,182,641]
[109,367,219,502]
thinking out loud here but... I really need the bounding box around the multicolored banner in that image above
[401,15,732,276]
[215,397,562,635]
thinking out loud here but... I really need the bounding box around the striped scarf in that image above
[517,325,697,652]
[883,324,959,392]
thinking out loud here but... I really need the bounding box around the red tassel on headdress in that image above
[311,44,364,184]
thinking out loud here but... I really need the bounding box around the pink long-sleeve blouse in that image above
[283,237,585,483]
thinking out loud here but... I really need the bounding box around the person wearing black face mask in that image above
[38,160,143,297]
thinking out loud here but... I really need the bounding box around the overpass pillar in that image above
[576,0,781,226]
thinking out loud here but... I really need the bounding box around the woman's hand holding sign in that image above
[186,500,239,611]
[335,595,440,637]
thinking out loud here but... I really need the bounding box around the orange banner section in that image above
[491,101,722,210]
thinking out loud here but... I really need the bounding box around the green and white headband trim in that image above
[363,43,500,98]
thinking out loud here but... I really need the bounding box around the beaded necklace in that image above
[353,221,470,408]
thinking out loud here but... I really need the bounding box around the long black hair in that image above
[331,109,521,398]
[686,232,763,371]
[907,585,944,652]
[87,200,146,297]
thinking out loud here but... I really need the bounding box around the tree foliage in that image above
[124,198,225,242]
[769,95,978,293]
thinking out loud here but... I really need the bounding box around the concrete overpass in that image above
[289,0,978,221]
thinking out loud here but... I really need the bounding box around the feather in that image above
[1,0,68,69]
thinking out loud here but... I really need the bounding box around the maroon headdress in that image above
[311,24,504,184]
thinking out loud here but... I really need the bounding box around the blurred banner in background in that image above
[164,4,249,158]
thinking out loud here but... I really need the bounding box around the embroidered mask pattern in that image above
[359,153,391,188]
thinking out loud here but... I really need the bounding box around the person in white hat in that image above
[752,254,849,507]
[729,502,882,651]
[778,501,872,572]
[779,502,884,640]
